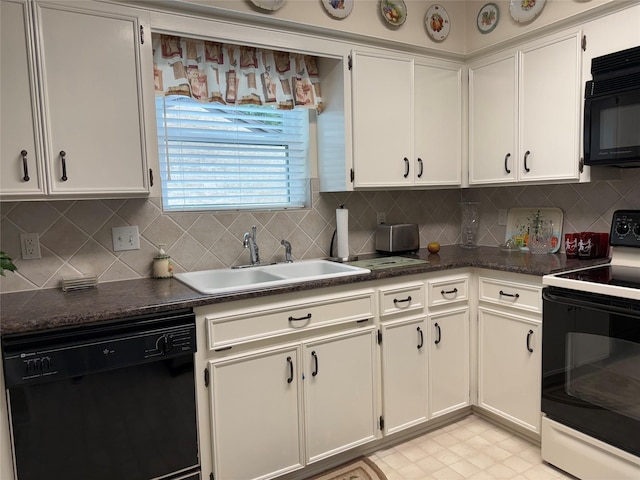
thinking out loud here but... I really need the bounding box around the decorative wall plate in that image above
[425,4,450,41]
[506,207,563,253]
[250,0,286,11]
[509,0,546,23]
[477,3,499,34]
[380,0,407,27]
[322,0,354,19]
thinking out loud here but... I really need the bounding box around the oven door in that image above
[542,287,640,457]
[584,88,640,166]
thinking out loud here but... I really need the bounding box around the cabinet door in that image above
[303,328,378,463]
[1,0,46,197]
[380,317,428,435]
[428,308,470,418]
[478,307,541,433]
[414,62,462,186]
[209,346,303,480]
[351,51,412,187]
[35,2,149,195]
[519,33,581,182]
[468,54,518,184]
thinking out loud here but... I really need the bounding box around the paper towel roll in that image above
[336,207,349,259]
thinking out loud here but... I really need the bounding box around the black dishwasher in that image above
[2,308,200,480]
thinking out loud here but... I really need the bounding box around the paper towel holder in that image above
[328,229,358,262]
[328,204,358,263]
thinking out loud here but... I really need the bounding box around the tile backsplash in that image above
[2,171,640,293]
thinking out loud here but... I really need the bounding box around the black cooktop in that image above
[557,265,640,289]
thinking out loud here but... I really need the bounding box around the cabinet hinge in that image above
[379,415,384,430]
[140,25,145,44]
[581,34,587,52]
[377,329,382,345]
[350,168,355,183]
[204,368,210,387]
[149,168,154,187]
[348,54,352,70]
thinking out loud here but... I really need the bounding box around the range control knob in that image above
[156,334,173,354]
[616,221,630,236]
[634,223,640,237]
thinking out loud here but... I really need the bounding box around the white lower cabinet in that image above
[209,327,378,480]
[198,286,378,480]
[303,329,378,463]
[208,328,378,480]
[477,307,541,433]
[209,345,304,480]
[428,307,470,419]
[380,316,429,435]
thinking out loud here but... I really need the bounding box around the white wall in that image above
[169,0,622,56]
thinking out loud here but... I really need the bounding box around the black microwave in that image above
[584,45,640,167]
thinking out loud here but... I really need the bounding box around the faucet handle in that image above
[252,225,257,239]
[281,239,292,263]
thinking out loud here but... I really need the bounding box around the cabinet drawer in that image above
[207,290,375,349]
[379,282,425,317]
[427,275,469,307]
[478,277,542,313]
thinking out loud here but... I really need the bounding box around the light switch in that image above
[112,226,140,252]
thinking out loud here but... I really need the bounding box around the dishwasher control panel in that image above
[2,309,196,388]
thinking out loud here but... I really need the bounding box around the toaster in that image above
[375,223,420,253]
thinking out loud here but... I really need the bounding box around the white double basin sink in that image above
[174,259,371,295]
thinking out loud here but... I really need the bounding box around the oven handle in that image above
[542,289,637,317]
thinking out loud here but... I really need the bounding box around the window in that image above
[156,95,310,211]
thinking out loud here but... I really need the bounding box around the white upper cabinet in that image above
[469,31,583,185]
[351,51,413,188]
[414,61,462,186]
[468,53,518,184]
[1,0,46,196]
[350,50,462,188]
[1,0,153,199]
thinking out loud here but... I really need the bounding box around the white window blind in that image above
[156,95,310,211]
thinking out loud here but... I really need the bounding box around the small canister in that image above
[153,244,173,279]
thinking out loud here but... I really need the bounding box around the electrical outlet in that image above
[20,233,41,260]
[377,212,386,224]
[498,209,508,226]
[112,226,140,252]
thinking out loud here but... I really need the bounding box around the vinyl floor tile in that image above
[368,415,575,480]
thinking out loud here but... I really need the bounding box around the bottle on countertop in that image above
[153,244,173,279]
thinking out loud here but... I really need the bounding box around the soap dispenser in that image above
[153,244,173,279]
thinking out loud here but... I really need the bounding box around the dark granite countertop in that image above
[0,245,609,335]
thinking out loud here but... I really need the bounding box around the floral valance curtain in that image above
[152,33,323,112]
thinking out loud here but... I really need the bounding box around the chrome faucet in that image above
[281,239,292,263]
[243,225,260,265]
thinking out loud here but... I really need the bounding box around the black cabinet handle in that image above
[20,150,30,182]
[286,356,294,383]
[417,158,424,178]
[311,351,319,377]
[60,151,68,181]
[393,296,412,305]
[526,330,534,353]
[441,288,458,296]
[417,326,424,349]
[504,153,511,174]
[434,322,441,345]
[499,290,520,299]
[289,313,312,322]
[524,150,531,173]
[403,157,409,178]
